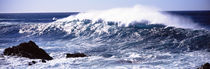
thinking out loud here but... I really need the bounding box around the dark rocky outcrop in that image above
[66,53,87,58]
[3,41,53,60]
[198,63,210,69]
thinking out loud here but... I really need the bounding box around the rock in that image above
[198,63,210,69]
[41,59,46,63]
[28,61,37,65]
[28,63,32,65]
[3,41,53,60]
[66,53,87,58]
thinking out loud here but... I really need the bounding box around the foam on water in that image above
[57,5,198,28]
[18,5,200,36]
[1,50,210,69]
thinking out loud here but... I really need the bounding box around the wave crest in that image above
[57,5,197,28]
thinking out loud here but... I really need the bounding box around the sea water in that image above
[0,5,210,69]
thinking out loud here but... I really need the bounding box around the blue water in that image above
[0,12,78,23]
[0,10,210,69]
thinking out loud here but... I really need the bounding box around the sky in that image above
[0,0,210,13]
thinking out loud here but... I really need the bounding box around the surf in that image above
[57,5,198,28]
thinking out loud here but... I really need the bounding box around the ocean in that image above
[0,7,210,69]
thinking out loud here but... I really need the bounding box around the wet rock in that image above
[66,53,87,58]
[41,59,46,63]
[198,63,210,69]
[28,61,37,65]
[3,41,53,60]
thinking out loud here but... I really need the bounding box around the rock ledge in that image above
[3,41,53,60]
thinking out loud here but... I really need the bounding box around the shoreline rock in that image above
[41,59,46,63]
[28,61,37,65]
[198,63,210,69]
[66,53,87,58]
[3,41,53,60]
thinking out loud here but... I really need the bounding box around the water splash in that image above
[57,5,198,28]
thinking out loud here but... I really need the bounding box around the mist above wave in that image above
[18,5,201,37]
[57,5,198,29]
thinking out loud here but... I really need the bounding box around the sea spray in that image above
[18,5,199,36]
[57,5,197,28]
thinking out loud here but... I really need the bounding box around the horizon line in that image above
[0,10,210,14]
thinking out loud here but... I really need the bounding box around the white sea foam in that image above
[57,5,197,29]
[1,51,210,69]
[18,5,199,37]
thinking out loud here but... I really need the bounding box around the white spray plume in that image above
[57,5,198,29]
